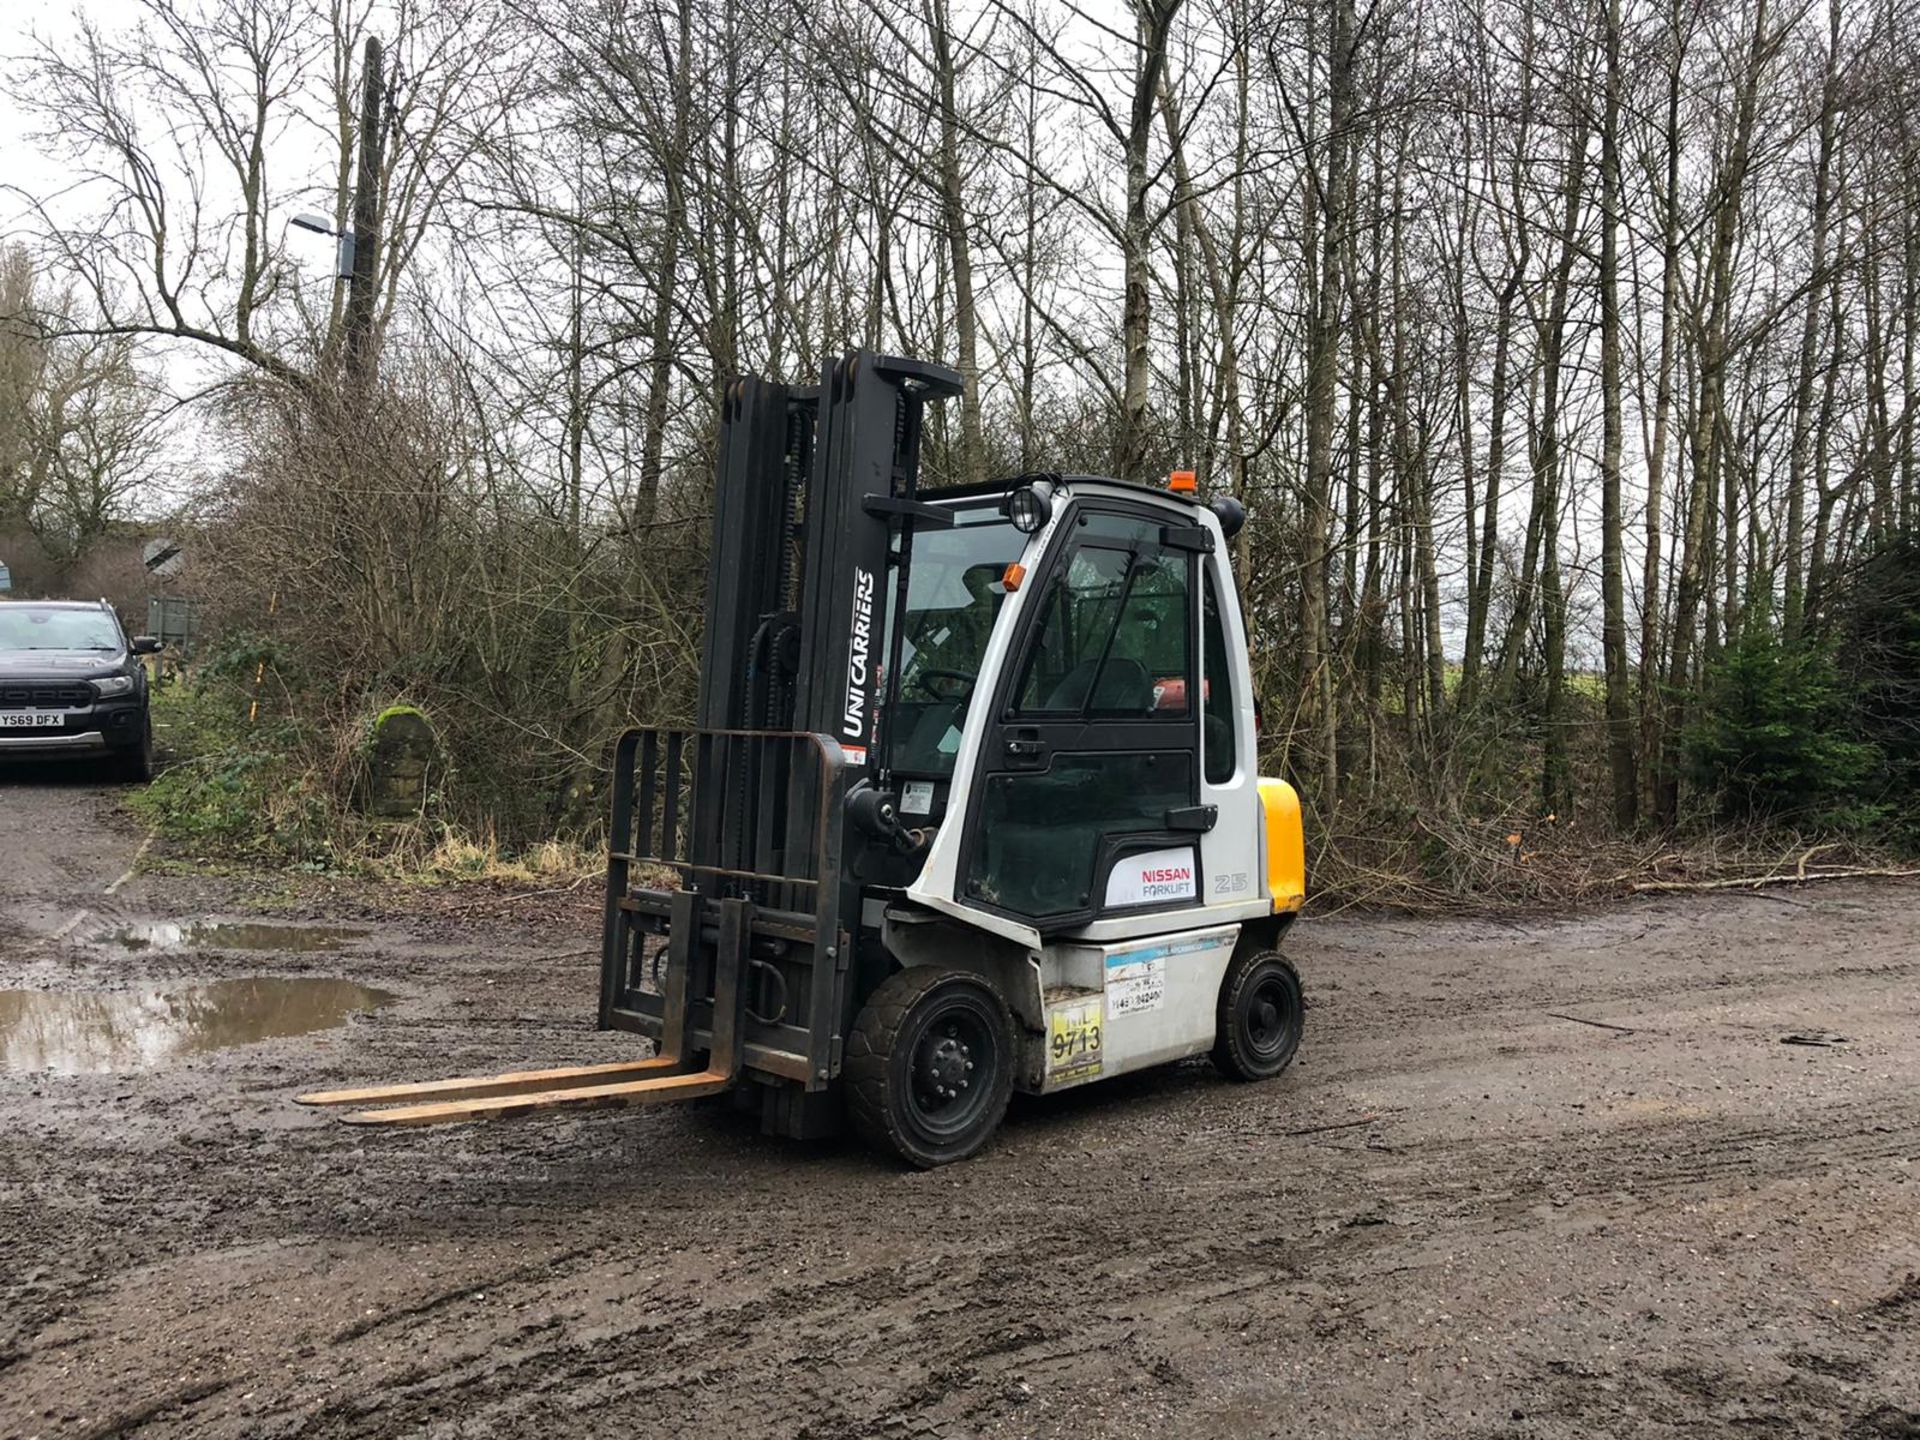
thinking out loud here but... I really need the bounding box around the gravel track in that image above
[1,775,1915,1439]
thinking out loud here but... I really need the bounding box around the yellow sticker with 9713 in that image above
[1048,999,1103,1084]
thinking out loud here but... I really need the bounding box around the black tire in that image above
[113,722,154,785]
[1211,951,1304,1082]
[845,967,1015,1168]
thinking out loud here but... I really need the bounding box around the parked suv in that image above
[0,599,159,781]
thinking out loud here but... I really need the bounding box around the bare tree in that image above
[0,245,163,567]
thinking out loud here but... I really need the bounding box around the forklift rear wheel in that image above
[1211,951,1303,1081]
[846,967,1014,1168]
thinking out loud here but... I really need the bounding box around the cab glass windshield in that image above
[0,606,122,652]
[886,501,1027,776]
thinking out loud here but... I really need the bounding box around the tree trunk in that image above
[1639,4,1684,816]
[637,0,693,528]
[1598,0,1636,826]
[1117,0,1183,482]
[1528,89,1589,816]
[1300,0,1355,805]
[927,0,985,486]
[1785,7,1838,640]
[344,36,385,394]
[1657,0,1775,826]
[1158,69,1248,553]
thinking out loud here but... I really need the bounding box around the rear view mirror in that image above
[131,636,162,655]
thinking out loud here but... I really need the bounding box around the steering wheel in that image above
[911,668,976,703]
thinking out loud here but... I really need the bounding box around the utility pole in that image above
[344,35,385,392]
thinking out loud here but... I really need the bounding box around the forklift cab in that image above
[893,477,1273,952]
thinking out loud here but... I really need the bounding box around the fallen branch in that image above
[1601,848,1683,886]
[499,876,595,901]
[1796,842,1839,879]
[1630,866,1920,895]
[1547,1012,1637,1035]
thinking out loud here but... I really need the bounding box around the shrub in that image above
[1833,532,1920,829]
[129,644,333,861]
[1686,625,1881,829]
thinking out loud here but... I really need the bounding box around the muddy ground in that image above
[0,772,1915,1440]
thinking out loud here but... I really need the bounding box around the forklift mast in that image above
[698,353,963,755]
[597,351,968,1138]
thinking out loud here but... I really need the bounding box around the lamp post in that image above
[288,36,384,392]
[289,213,355,281]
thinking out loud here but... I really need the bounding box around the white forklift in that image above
[300,352,1306,1166]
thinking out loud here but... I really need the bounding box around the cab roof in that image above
[926,472,1201,507]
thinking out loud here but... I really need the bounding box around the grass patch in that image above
[366,825,602,884]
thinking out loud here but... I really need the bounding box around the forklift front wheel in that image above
[846,968,1014,1168]
[1211,951,1304,1082]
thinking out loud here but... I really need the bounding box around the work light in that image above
[1004,483,1052,534]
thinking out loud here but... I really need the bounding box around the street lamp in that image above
[289,213,355,280]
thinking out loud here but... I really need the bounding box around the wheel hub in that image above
[919,1027,973,1101]
[1244,975,1298,1057]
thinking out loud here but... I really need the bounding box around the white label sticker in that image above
[1105,953,1166,1015]
[900,780,935,815]
[1103,846,1198,906]
[1103,933,1232,1017]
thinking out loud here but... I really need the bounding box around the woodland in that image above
[5,0,1919,894]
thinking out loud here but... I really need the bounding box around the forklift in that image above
[300,352,1306,1166]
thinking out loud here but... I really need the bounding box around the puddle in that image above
[94,920,370,953]
[0,978,396,1074]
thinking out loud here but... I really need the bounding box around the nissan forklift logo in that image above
[843,566,876,741]
[1105,847,1200,906]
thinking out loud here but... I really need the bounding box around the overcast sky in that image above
[1,0,345,504]
[2,0,87,233]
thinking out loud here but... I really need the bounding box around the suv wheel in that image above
[115,723,154,784]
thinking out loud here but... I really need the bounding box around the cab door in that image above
[954,505,1207,933]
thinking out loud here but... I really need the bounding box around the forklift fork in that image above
[297,894,755,1126]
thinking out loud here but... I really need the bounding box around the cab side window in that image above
[1013,540,1190,717]
[1202,572,1237,784]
